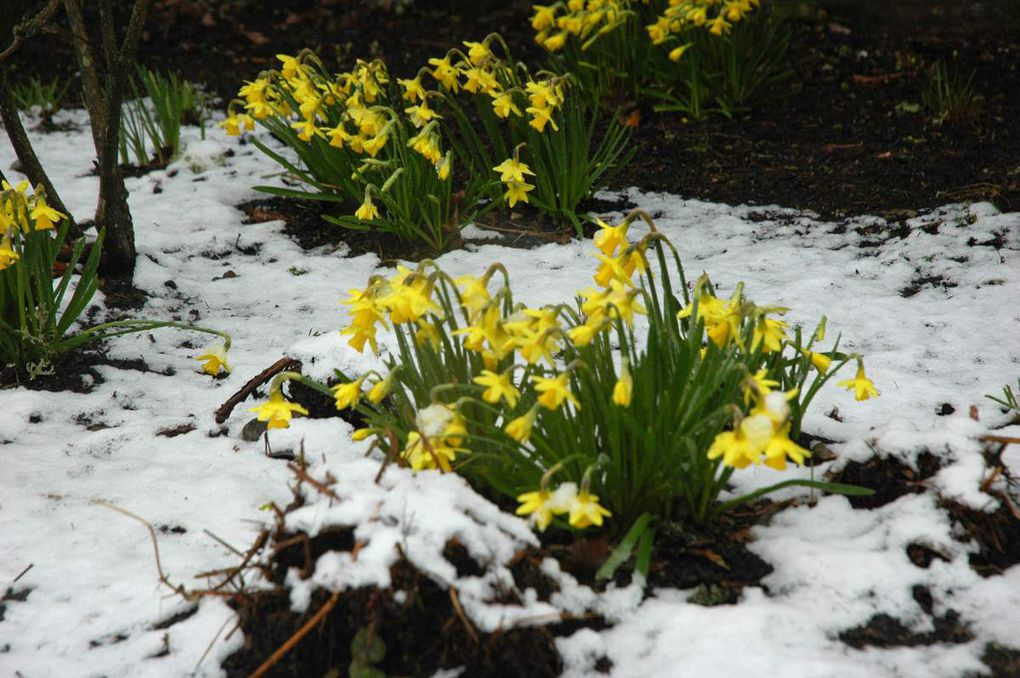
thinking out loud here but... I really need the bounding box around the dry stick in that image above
[448,587,479,644]
[247,590,342,678]
[203,529,245,557]
[12,563,33,584]
[214,357,303,423]
[980,435,1020,445]
[288,462,342,503]
[93,500,189,598]
[205,531,269,593]
[195,614,235,673]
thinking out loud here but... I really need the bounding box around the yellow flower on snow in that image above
[195,343,231,376]
[838,364,880,401]
[249,390,309,429]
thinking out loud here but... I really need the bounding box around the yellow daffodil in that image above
[838,365,880,401]
[516,488,557,531]
[752,315,789,353]
[355,193,379,221]
[568,320,603,347]
[669,43,692,62]
[463,40,493,66]
[493,158,536,184]
[809,351,831,374]
[427,55,460,91]
[290,119,323,142]
[473,370,521,408]
[28,197,64,231]
[593,218,629,256]
[527,105,559,132]
[568,490,611,528]
[249,390,309,429]
[503,180,534,207]
[368,371,396,404]
[333,376,367,410]
[506,404,540,443]
[0,238,20,271]
[762,424,810,470]
[435,151,452,181]
[532,372,579,410]
[612,362,633,406]
[195,343,230,376]
[397,76,426,103]
[404,101,441,128]
[532,4,558,31]
[490,91,522,119]
[462,66,499,94]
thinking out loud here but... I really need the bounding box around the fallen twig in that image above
[288,462,342,503]
[94,500,190,599]
[214,357,302,423]
[248,590,342,678]
[12,563,33,584]
[449,586,479,645]
[980,435,1020,445]
[853,71,914,85]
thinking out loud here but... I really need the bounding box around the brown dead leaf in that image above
[238,27,269,46]
[621,109,641,128]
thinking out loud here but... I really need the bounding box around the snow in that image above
[1,109,1019,677]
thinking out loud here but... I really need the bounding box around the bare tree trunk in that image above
[63,0,105,152]
[89,0,153,279]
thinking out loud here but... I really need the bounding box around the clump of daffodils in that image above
[1,181,235,379]
[264,210,875,540]
[221,37,589,249]
[532,0,761,59]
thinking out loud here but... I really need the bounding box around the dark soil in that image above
[830,451,942,508]
[643,505,777,600]
[0,350,173,392]
[943,499,1020,578]
[223,515,563,677]
[838,586,973,652]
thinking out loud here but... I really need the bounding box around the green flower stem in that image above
[75,319,231,349]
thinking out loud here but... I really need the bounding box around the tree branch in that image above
[0,0,62,64]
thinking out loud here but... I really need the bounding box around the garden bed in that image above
[2,1,1020,676]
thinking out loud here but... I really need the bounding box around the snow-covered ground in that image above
[1,111,1018,677]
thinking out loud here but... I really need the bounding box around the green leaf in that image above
[596,512,653,581]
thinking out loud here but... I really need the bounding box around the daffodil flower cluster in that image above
[531,1,632,53]
[532,0,759,59]
[222,36,604,249]
[530,0,786,122]
[264,211,871,538]
[0,180,65,272]
[648,0,760,47]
